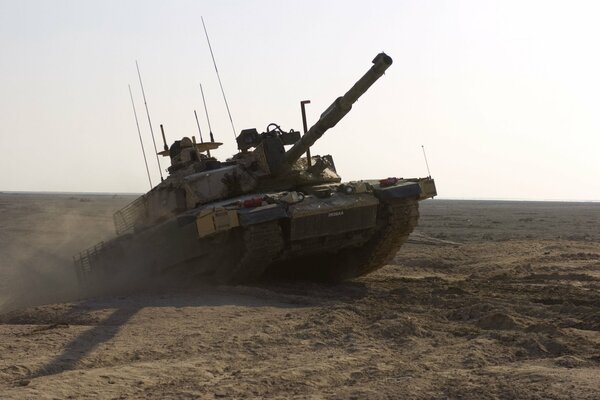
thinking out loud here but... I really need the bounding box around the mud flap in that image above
[373,182,421,201]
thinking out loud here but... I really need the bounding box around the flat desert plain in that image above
[0,193,599,399]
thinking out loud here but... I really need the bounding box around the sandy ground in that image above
[0,193,599,399]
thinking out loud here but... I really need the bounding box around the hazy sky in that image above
[1,0,599,200]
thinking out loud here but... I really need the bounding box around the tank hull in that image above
[74,178,435,285]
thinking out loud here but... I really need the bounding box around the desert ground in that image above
[0,193,599,399]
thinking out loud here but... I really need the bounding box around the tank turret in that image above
[235,53,393,178]
[281,52,392,172]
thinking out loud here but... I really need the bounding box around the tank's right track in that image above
[327,198,420,281]
[215,221,283,284]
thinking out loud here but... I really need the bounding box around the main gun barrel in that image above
[281,52,393,171]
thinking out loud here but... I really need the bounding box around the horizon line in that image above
[0,190,598,203]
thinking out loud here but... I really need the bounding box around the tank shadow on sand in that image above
[18,307,138,385]
[2,278,369,385]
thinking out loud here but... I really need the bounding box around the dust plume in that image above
[0,193,133,312]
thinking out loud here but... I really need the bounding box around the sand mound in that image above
[477,312,523,330]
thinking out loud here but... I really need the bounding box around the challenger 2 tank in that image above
[74,52,436,285]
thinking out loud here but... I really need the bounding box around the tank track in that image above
[215,221,283,284]
[326,198,420,281]
[357,198,420,274]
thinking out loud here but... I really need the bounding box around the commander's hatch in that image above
[158,123,223,157]
[158,142,222,157]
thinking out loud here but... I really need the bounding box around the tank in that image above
[74,52,437,285]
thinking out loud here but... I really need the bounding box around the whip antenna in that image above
[199,83,215,143]
[421,145,432,177]
[128,84,153,189]
[193,110,205,143]
[194,109,211,157]
[201,16,237,141]
[135,60,164,181]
